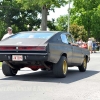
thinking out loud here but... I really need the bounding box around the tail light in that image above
[18,46,46,51]
[0,46,46,51]
[0,46,16,50]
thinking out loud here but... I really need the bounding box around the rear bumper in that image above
[0,53,48,61]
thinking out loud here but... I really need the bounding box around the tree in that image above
[71,0,100,40]
[55,15,68,31]
[69,24,87,41]
[47,19,56,31]
[0,20,5,39]
[90,4,100,41]
[16,0,68,30]
[0,0,41,37]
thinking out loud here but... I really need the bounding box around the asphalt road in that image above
[0,52,100,100]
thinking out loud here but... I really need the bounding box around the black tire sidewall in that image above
[2,61,17,76]
[53,56,68,78]
[78,58,87,72]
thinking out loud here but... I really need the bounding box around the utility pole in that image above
[67,0,70,33]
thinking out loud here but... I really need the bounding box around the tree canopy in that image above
[55,15,68,31]
[0,0,41,38]
[16,0,68,30]
[71,0,100,41]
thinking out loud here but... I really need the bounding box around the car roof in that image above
[18,31,70,35]
[19,31,59,34]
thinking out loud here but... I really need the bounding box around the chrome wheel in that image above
[83,58,87,69]
[63,60,67,75]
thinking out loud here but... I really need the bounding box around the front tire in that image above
[53,56,68,78]
[78,57,87,72]
[2,61,18,76]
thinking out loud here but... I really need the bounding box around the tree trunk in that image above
[41,5,48,31]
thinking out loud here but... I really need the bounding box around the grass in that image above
[0,62,2,67]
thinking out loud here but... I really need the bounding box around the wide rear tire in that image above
[53,56,68,78]
[78,57,87,72]
[41,68,46,71]
[2,61,18,76]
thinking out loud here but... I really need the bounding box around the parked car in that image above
[0,31,90,78]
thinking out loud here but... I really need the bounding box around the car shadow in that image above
[0,69,99,84]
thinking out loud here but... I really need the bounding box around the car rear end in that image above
[0,31,56,71]
[0,45,48,62]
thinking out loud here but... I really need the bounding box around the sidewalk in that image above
[91,51,100,54]
[0,66,1,69]
[0,62,2,69]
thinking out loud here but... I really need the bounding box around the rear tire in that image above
[78,57,87,72]
[53,56,68,78]
[41,68,46,71]
[2,61,18,76]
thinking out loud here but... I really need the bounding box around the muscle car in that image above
[0,31,90,78]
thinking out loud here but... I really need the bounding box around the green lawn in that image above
[0,62,2,67]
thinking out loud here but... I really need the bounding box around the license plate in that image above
[12,55,23,61]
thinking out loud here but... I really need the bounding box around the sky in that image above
[48,3,73,20]
[48,5,69,20]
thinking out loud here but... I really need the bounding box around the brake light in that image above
[0,46,16,50]
[23,46,46,51]
[18,46,45,51]
[0,46,46,51]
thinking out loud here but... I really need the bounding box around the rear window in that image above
[10,32,54,39]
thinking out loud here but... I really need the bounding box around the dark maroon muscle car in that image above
[0,31,90,78]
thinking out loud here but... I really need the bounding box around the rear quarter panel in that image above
[47,32,73,64]
[47,42,73,64]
